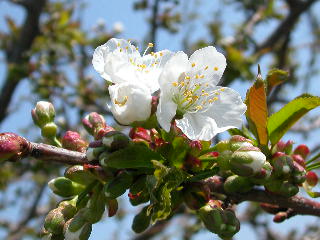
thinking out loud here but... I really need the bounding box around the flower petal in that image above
[175,113,218,141]
[92,38,140,82]
[203,87,247,133]
[187,46,226,85]
[158,51,189,91]
[156,93,177,132]
[108,82,152,125]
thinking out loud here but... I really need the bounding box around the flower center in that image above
[114,96,128,107]
[171,72,225,114]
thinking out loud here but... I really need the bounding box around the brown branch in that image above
[0,0,46,124]
[204,177,320,217]
[25,142,88,165]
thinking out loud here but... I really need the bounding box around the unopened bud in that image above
[306,171,318,187]
[0,132,29,162]
[62,131,88,153]
[223,175,253,193]
[44,208,66,234]
[293,144,310,159]
[272,155,294,178]
[273,212,288,223]
[260,203,284,214]
[198,201,226,234]
[229,135,253,152]
[214,140,230,152]
[82,112,113,139]
[251,162,272,184]
[266,181,298,197]
[58,199,77,220]
[230,146,266,176]
[129,127,151,142]
[64,165,96,185]
[48,177,85,197]
[272,140,294,155]
[32,101,55,128]
[102,131,129,151]
[291,154,305,167]
[41,122,58,139]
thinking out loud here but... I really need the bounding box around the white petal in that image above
[156,93,177,132]
[175,113,219,141]
[158,51,189,90]
[187,46,226,85]
[109,82,152,125]
[204,87,247,133]
[92,38,140,82]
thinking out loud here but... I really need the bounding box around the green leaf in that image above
[146,161,187,223]
[106,143,164,169]
[168,137,189,168]
[185,168,219,182]
[267,95,320,145]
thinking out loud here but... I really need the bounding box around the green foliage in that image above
[268,95,320,145]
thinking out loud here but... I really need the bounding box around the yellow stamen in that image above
[148,43,154,48]
[214,67,219,71]
[114,96,128,106]
[192,63,196,67]
[205,66,208,70]
[160,52,163,56]
[172,82,178,86]
[117,43,121,47]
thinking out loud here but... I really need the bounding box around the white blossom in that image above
[92,38,173,93]
[108,82,152,125]
[156,46,247,141]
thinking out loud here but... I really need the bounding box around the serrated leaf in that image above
[106,143,164,169]
[267,95,320,145]
[245,77,268,145]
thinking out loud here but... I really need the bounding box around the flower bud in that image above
[214,140,230,152]
[272,140,294,155]
[62,131,88,153]
[108,82,152,126]
[198,201,225,234]
[229,135,253,152]
[251,161,272,185]
[291,161,306,184]
[41,122,58,139]
[306,171,318,187]
[230,146,266,177]
[32,101,55,128]
[293,144,310,159]
[218,209,240,238]
[189,140,203,156]
[223,175,253,193]
[64,165,96,185]
[129,127,151,142]
[272,155,294,178]
[58,199,77,220]
[48,177,85,197]
[104,170,133,199]
[0,132,29,162]
[291,154,305,167]
[64,218,92,240]
[132,206,151,233]
[273,212,288,223]
[44,208,66,234]
[182,182,210,210]
[265,180,298,197]
[102,131,129,151]
[82,112,113,139]
[260,203,284,214]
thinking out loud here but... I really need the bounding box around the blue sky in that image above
[0,0,320,239]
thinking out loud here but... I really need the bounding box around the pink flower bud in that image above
[0,132,29,162]
[293,144,310,159]
[291,154,305,167]
[129,127,151,142]
[82,112,114,139]
[272,140,294,154]
[62,131,88,153]
[229,135,253,152]
[273,212,287,223]
[306,171,318,187]
[272,152,286,159]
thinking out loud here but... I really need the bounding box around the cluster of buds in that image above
[264,141,310,197]
[198,200,240,239]
[32,101,59,142]
[0,132,29,162]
